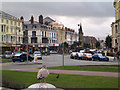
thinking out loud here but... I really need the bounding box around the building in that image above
[44,17,66,44]
[78,23,84,46]
[65,27,78,45]
[22,15,58,53]
[111,0,120,50]
[83,36,97,49]
[0,11,23,53]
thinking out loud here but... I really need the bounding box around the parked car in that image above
[92,53,109,61]
[12,53,33,62]
[50,51,57,54]
[0,54,4,58]
[82,53,92,60]
[5,51,12,58]
[77,52,84,60]
[69,50,72,54]
[70,52,78,59]
[34,51,42,60]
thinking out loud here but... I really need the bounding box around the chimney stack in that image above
[20,16,24,23]
[31,16,34,24]
[39,15,43,24]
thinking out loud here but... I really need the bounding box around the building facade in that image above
[111,0,120,50]
[0,11,23,53]
[83,36,97,49]
[65,27,78,45]
[22,15,58,53]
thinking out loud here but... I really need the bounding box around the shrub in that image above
[2,78,26,89]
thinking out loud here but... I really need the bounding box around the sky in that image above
[1,1,115,40]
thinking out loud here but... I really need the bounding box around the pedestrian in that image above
[117,50,120,61]
[113,49,117,61]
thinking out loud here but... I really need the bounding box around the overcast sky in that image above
[2,2,115,40]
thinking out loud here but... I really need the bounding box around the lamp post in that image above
[62,42,64,66]
[25,30,28,64]
[16,27,18,50]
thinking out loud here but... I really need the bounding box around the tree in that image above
[95,41,100,49]
[83,43,91,48]
[105,35,112,49]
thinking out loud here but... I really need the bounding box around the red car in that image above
[82,53,92,60]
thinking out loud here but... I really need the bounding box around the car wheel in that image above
[21,59,24,62]
[13,60,15,63]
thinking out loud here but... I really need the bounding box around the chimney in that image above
[20,16,24,23]
[31,16,34,24]
[39,15,43,24]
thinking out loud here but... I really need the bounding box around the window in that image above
[1,25,3,32]
[14,22,16,25]
[23,31,25,36]
[45,31,46,37]
[2,35,3,41]
[4,25,5,32]
[19,37,20,42]
[31,37,37,43]
[1,19,3,23]
[42,37,48,43]
[115,25,118,33]
[52,33,53,38]
[54,33,56,38]
[32,31,36,37]
[42,31,44,37]
[32,25,37,29]
[11,36,13,42]
[11,21,13,25]
[6,20,8,24]
[4,35,5,41]
[23,25,27,29]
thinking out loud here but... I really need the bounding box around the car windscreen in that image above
[98,54,102,56]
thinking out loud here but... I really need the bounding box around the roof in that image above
[24,21,39,24]
[0,10,17,19]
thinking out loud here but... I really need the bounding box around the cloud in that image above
[1,2,115,40]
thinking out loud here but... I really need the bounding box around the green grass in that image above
[0,58,12,63]
[2,70,119,89]
[48,65,119,72]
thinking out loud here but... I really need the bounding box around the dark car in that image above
[12,53,33,62]
[92,53,109,61]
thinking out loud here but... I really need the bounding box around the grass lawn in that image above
[48,65,119,72]
[2,70,118,89]
[0,58,12,63]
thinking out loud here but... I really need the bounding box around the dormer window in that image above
[32,25,37,29]
[23,25,27,29]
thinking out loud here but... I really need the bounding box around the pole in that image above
[16,28,17,50]
[27,38,28,64]
[62,43,64,66]
[27,43,28,63]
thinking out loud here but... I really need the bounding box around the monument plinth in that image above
[28,83,56,88]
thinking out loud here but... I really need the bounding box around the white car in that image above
[77,52,83,60]
[5,51,12,58]
[70,52,78,59]
[34,51,42,60]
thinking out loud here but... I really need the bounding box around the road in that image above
[1,54,118,70]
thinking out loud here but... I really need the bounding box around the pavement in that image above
[9,68,119,77]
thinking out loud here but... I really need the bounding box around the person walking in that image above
[113,48,117,61]
[117,50,120,61]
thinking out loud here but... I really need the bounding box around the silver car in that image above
[34,51,42,60]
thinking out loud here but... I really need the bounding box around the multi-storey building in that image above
[22,15,58,53]
[83,36,97,49]
[0,11,23,53]
[111,0,120,50]
[65,27,78,45]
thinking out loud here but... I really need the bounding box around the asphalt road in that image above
[1,54,118,70]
